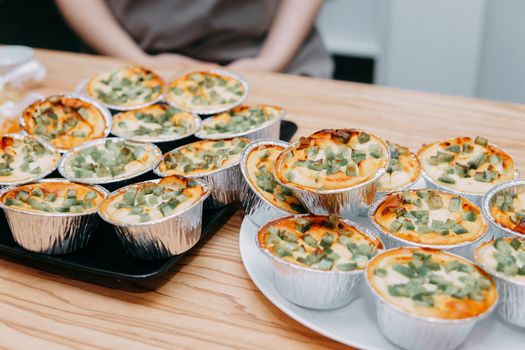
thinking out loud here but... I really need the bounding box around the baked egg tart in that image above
[86,66,165,109]
[378,141,421,192]
[21,94,110,151]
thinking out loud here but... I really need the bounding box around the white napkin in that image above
[0,59,46,92]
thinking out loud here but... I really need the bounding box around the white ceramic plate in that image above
[239,216,525,349]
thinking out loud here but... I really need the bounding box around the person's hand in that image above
[138,53,217,69]
[227,57,283,72]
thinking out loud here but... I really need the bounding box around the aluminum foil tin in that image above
[258,217,383,310]
[474,245,525,328]
[368,192,487,258]
[0,179,109,254]
[0,134,60,187]
[240,139,303,227]
[110,104,202,144]
[76,73,167,112]
[366,248,497,350]
[58,137,162,191]
[98,178,210,260]
[482,180,525,241]
[165,69,250,115]
[194,108,284,142]
[275,136,390,218]
[19,93,113,153]
[419,142,519,206]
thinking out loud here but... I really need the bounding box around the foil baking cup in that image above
[98,177,210,260]
[19,93,113,153]
[194,108,284,141]
[58,137,162,191]
[165,69,250,115]
[368,191,487,258]
[275,135,390,218]
[419,142,519,206]
[110,103,202,144]
[0,134,60,187]
[474,244,525,328]
[366,248,497,350]
[0,179,109,254]
[240,139,303,227]
[482,179,525,240]
[77,70,167,111]
[258,216,383,310]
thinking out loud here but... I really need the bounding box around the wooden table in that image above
[1,49,524,349]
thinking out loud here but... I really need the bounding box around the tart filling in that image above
[368,247,497,319]
[418,136,515,194]
[86,66,165,108]
[0,135,60,184]
[489,189,525,234]
[111,104,198,141]
[373,190,486,246]
[61,139,160,182]
[476,237,525,281]
[167,71,246,112]
[379,142,421,192]
[275,129,389,191]
[1,181,105,214]
[22,95,108,150]
[258,215,383,272]
[245,144,305,214]
[99,176,205,225]
[198,105,281,137]
[157,137,250,176]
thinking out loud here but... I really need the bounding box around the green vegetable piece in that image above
[438,174,456,184]
[302,234,318,248]
[389,220,402,232]
[358,132,370,144]
[320,233,334,249]
[463,210,477,222]
[448,197,461,212]
[294,218,312,233]
[474,136,488,146]
[337,262,358,271]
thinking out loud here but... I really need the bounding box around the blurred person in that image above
[55,0,333,78]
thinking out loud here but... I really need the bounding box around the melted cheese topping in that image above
[490,189,525,235]
[199,105,282,137]
[475,238,525,282]
[258,215,383,271]
[418,137,515,194]
[62,139,160,182]
[157,137,250,176]
[22,95,108,150]
[368,247,497,319]
[1,181,105,214]
[0,135,60,184]
[275,129,389,191]
[166,71,246,112]
[379,142,421,192]
[87,66,165,108]
[111,104,198,142]
[99,176,205,225]
[245,144,306,214]
[373,190,485,246]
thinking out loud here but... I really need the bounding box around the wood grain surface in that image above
[0,49,524,349]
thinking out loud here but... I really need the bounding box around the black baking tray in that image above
[0,120,297,289]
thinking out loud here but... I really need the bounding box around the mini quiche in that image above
[275,129,389,191]
[197,105,282,138]
[245,143,305,214]
[86,66,165,109]
[166,70,247,113]
[1,181,105,214]
[489,189,525,235]
[21,95,109,151]
[367,247,497,319]
[372,189,486,247]
[378,141,421,192]
[156,137,250,176]
[111,104,199,142]
[0,134,60,185]
[476,237,525,280]
[418,136,516,194]
[99,176,206,225]
[258,215,383,271]
[60,138,161,183]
